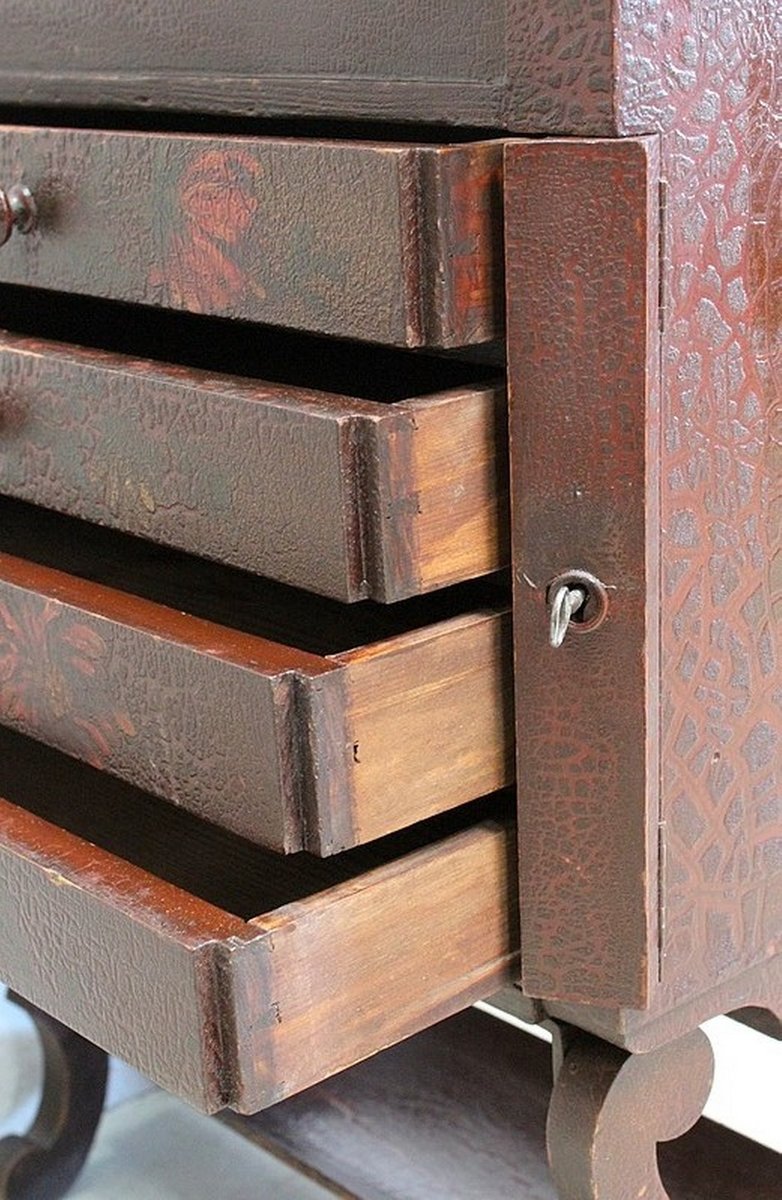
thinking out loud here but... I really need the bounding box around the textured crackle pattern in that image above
[0,575,297,848]
[506,138,659,1007]
[617,2,781,1002]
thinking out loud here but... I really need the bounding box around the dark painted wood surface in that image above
[0,731,518,1113]
[506,2,780,1030]
[0,127,503,347]
[0,1,612,132]
[0,331,507,602]
[506,137,661,1010]
[0,499,513,852]
[222,1008,781,1200]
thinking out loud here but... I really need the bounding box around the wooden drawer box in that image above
[0,499,513,854]
[0,728,518,1114]
[0,126,502,348]
[0,324,507,602]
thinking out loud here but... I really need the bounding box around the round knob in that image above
[0,185,37,246]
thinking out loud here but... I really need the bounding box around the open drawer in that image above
[0,499,513,854]
[0,125,502,348]
[0,297,507,602]
[0,728,518,1113]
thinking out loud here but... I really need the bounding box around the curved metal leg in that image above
[546,1024,714,1200]
[0,993,108,1200]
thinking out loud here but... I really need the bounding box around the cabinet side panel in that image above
[506,137,661,1008]
[614,1,782,1000]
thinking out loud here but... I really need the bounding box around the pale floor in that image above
[0,993,779,1198]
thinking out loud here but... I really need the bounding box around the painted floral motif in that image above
[149,148,266,314]
[0,593,136,769]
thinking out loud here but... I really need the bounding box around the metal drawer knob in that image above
[0,184,37,246]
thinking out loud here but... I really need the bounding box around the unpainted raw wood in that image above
[0,334,506,601]
[0,784,517,1115]
[233,818,518,1111]
[335,609,513,848]
[0,548,512,852]
[363,387,508,602]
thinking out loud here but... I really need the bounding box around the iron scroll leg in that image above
[0,992,108,1200]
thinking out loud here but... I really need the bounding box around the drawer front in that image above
[0,335,507,601]
[0,753,518,1114]
[0,127,502,348]
[0,542,513,854]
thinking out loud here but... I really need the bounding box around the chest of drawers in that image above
[0,3,778,1199]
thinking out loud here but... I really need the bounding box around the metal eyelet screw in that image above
[547,570,610,647]
[549,585,587,648]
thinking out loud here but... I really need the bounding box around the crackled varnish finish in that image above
[0,531,513,853]
[507,137,660,1010]
[0,733,519,1114]
[508,1,780,1036]
[0,128,502,348]
[0,334,507,602]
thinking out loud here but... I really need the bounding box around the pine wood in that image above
[0,499,512,853]
[0,332,507,602]
[0,730,518,1115]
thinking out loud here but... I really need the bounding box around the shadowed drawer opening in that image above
[0,286,507,603]
[0,105,503,145]
[0,726,513,918]
[0,496,507,655]
[0,285,503,404]
[0,498,513,853]
[0,727,518,1114]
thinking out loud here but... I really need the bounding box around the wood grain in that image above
[222,1008,782,1200]
[337,610,513,849]
[0,126,502,348]
[0,501,512,852]
[0,735,518,1113]
[0,333,506,601]
[366,387,510,601]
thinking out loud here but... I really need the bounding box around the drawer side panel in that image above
[0,562,303,849]
[231,819,519,1113]
[0,800,244,1111]
[338,610,514,846]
